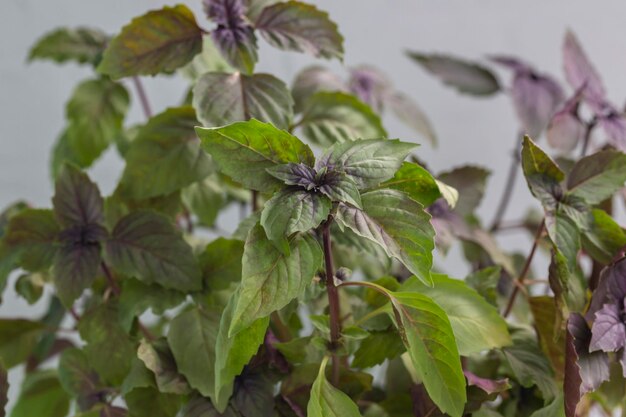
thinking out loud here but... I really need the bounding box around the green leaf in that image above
[182,177,225,227]
[14,273,45,305]
[98,5,203,78]
[137,338,190,394]
[118,107,212,200]
[168,307,220,397]
[465,266,501,306]
[502,326,558,401]
[0,319,44,368]
[180,35,233,80]
[255,1,343,60]
[318,139,416,190]
[3,209,59,271]
[104,210,201,292]
[389,292,466,417]
[291,65,347,112]
[9,370,69,417]
[52,241,102,307]
[401,274,511,355]
[63,77,130,170]
[58,348,101,401]
[380,162,440,207]
[407,52,500,96]
[124,382,180,417]
[53,163,104,228]
[566,149,626,205]
[196,119,315,192]
[229,224,322,335]
[307,356,363,417]
[299,92,387,146]
[335,190,435,285]
[352,329,405,369]
[118,278,185,331]
[581,208,626,264]
[199,238,244,292]
[213,293,269,412]
[529,394,565,417]
[521,136,564,207]
[193,72,293,129]
[179,396,239,417]
[78,302,135,385]
[29,27,108,66]
[438,166,490,216]
[545,213,580,270]
[261,189,331,250]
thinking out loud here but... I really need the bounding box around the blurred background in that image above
[2,0,626,412]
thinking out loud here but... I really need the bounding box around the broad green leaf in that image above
[182,176,225,227]
[58,348,101,402]
[137,338,190,394]
[29,27,108,66]
[521,136,564,206]
[528,297,565,381]
[168,307,220,397]
[318,139,416,190]
[3,209,59,271]
[118,107,212,199]
[255,1,343,60]
[63,77,129,169]
[230,225,323,335]
[335,190,435,285]
[193,72,293,129]
[52,241,102,306]
[465,266,501,306]
[299,92,387,146]
[0,319,44,368]
[502,326,558,401]
[78,302,135,385]
[407,52,500,96]
[53,163,104,228]
[581,208,626,264]
[352,329,405,369]
[261,189,331,251]
[118,278,185,331]
[196,119,314,192]
[545,212,580,269]
[438,166,490,216]
[389,292,466,417]
[125,385,180,417]
[9,370,69,417]
[199,238,244,292]
[307,356,363,417]
[401,274,511,355]
[213,293,269,412]
[179,396,239,417]
[380,162,440,206]
[529,394,565,417]
[104,210,201,292]
[566,149,626,204]
[98,5,203,78]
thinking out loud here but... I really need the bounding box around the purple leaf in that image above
[564,315,582,417]
[590,302,626,352]
[266,163,317,190]
[563,30,606,105]
[597,106,626,151]
[568,313,610,395]
[489,55,532,73]
[204,0,258,73]
[546,88,585,152]
[464,370,510,395]
[348,65,392,111]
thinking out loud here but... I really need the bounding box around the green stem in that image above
[322,220,341,386]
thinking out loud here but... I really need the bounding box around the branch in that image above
[322,220,341,386]
[489,133,523,232]
[132,76,153,119]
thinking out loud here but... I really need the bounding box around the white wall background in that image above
[2,0,626,413]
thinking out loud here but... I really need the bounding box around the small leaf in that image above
[298,92,387,146]
[196,119,314,192]
[567,313,610,394]
[182,177,225,227]
[400,273,511,355]
[199,238,244,292]
[521,136,564,206]
[438,166,490,216]
[291,65,347,112]
[581,208,626,265]
[563,30,605,104]
[3,209,59,272]
[9,370,70,417]
[205,0,258,73]
[168,307,220,397]
[590,303,626,352]
[0,319,44,368]
[29,27,108,66]
[118,278,185,331]
[380,162,440,207]
[58,348,101,407]
[335,190,435,285]
[137,338,191,394]
[387,92,437,146]
[104,210,202,292]
[193,72,293,129]
[566,150,626,205]
[255,1,343,60]
[352,329,405,369]
[260,188,331,249]
[53,163,104,228]
[118,107,212,200]
[465,266,501,306]
[230,224,322,335]
[390,292,466,417]
[307,356,363,417]
[98,5,203,78]
[14,273,45,305]
[407,52,500,96]
[317,139,416,190]
[318,171,363,208]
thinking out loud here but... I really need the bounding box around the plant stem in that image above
[580,118,596,159]
[322,220,341,386]
[489,133,522,232]
[132,76,152,119]
[251,190,259,212]
[101,261,121,296]
[502,220,545,317]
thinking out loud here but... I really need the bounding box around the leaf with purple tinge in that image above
[546,87,585,152]
[564,316,581,417]
[598,107,626,151]
[464,371,510,395]
[567,313,610,395]
[204,0,258,74]
[291,66,347,112]
[563,30,606,106]
[590,302,626,352]
[348,65,392,111]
